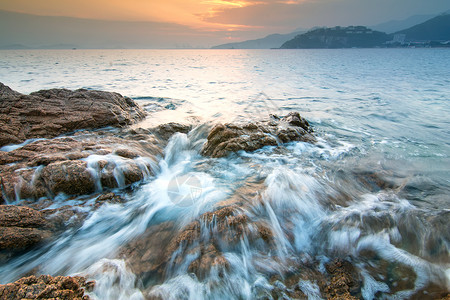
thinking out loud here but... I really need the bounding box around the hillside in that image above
[212,31,304,49]
[395,13,450,41]
[370,14,434,34]
[280,26,389,49]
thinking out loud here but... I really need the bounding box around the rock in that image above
[0,83,21,99]
[0,83,146,147]
[0,274,94,300]
[152,122,192,141]
[0,205,54,252]
[0,134,160,201]
[120,222,177,284]
[41,160,96,197]
[323,259,361,300]
[201,112,315,158]
[120,187,275,286]
[0,192,126,255]
[94,192,126,209]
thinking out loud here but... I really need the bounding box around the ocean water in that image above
[0,49,449,299]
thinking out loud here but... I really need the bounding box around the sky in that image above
[0,0,449,47]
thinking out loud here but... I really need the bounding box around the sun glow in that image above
[202,0,255,8]
[0,0,266,33]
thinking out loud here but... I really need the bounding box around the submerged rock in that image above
[201,112,315,158]
[0,83,146,147]
[122,182,275,285]
[0,274,94,300]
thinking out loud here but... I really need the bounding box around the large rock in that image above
[152,122,192,141]
[0,83,146,147]
[122,182,274,285]
[0,274,93,300]
[0,134,161,201]
[0,205,54,252]
[201,112,315,158]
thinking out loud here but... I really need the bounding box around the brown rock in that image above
[0,274,94,300]
[0,83,146,147]
[323,259,361,300]
[41,160,96,196]
[201,112,315,158]
[120,222,177,284]
[0,205,54,252]
[152,123,192,141]
[0,134,160,201]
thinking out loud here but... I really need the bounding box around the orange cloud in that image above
[0,0,265,31]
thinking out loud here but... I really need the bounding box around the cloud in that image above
[203,0,450,31]
[1,0,449,47]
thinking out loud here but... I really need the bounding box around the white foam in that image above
[81,259,144,300]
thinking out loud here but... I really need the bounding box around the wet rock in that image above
[164,204,273,279]
[0,83,146,147]
[41,160,96,197]
[120,222,177,284]
[114,148,140,159]
[0,274,94,300]
[95,192,125,205]
[0,134,160,201]
[121,190,274,286]
[0,205,54,252]
[201,112,315,158]
[323,259,361,300]
[152,122,192,141]
[187,244,229,276]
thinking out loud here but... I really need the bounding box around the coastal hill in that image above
[394,13,450,41]
[370,14,434,34]
[280,26,389,49]
[211,31,304,49]
[280,12,450,49]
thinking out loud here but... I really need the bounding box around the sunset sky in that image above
[1,0,449,47]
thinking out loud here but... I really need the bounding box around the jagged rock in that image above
[201,112,315,158]
[0,83,146,147]
[121,189,274,285]
[0,274,94,300]
[0,205,54,252]
[324,259,360,300]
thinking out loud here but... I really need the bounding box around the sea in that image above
[0,49,449,299]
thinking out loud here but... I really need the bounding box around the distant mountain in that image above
[280,26,389,49]
[211,31,304,49]
[0,44,31,50]
[370,14,434,34]
[395,13,450,41]
[0,10,208,49]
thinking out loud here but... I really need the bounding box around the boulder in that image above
[0,274,93,300]
[201,112,315,158]
[0,134,160,201]
[0,205,54,252]
[0,83,146,147]
[121,184,275,285]
[152,122,192,141]
[41,160,96,196]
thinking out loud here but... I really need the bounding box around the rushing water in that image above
[0,49,449,299]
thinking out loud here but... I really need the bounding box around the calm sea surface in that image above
[0,49,449,299]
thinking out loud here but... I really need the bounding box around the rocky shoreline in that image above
[1,83,448,299]
[0,83,323,299]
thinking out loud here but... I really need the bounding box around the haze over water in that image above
[0,48,449,299]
